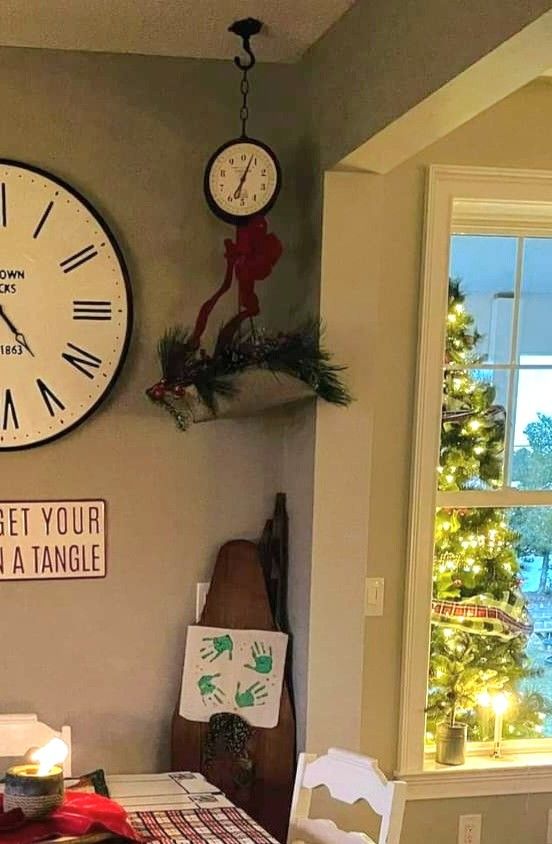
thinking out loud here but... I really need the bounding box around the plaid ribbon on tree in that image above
[432,594,533,639]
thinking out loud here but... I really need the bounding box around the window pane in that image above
[511,369,552,490]
[449,235,517,364]
[519,239,552,359]
[427,507,552,744]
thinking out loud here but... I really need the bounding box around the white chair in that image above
[0,714,72,776]
[288,748,406,844]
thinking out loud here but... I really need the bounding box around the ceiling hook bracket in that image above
[229,17,262,71]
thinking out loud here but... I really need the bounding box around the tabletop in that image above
[0,772,279,844]
[108,772,279,844]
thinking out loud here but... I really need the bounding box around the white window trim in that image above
[398,164,552,799]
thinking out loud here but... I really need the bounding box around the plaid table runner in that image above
[129,806,278,844]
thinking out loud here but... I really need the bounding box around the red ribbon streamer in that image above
[191,216,282,348]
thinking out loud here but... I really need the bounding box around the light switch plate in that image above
[196,582,210,622]
[365,577,384,616]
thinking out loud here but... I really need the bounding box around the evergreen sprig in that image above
[148,320,352,428]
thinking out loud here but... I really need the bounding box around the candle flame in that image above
[31,737,68,776]
[492,692,509,716]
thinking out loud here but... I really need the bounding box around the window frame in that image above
[398,165,552,797]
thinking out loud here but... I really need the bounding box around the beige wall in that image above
[302,0,552,170]
[365,81,552,842]
[0,46,307,773]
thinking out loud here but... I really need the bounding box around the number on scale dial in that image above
[204,138,281,224]
[0,160,132,450]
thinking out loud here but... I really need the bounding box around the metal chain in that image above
[240,69,249,137]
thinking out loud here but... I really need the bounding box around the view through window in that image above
[426,234,552,745]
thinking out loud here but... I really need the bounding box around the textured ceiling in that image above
[0,0,356,63]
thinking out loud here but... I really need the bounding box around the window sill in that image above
[398,752,552,800]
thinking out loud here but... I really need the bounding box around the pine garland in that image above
[147,320,352,430]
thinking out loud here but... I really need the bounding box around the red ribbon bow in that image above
[191,216,283,348]
[224,216,282,284]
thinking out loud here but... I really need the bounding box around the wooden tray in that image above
[171,540,295,843]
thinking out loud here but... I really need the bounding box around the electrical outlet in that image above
[196,582,210,622]
[458,814,481,844]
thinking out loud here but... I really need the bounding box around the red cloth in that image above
[0,791,141,844]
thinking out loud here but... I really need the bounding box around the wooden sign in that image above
[0,500,106,581]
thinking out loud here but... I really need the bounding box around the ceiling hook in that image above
[229,18,262,71]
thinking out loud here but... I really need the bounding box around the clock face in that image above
[0,160,132,451]
[204,138,281,224]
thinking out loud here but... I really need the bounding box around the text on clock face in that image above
[0,268,24,294]
[0,161,131,449]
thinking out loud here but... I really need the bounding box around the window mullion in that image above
[436,489,552,507]
[503,237,524,484]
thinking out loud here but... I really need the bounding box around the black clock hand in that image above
[0,305,35,356]
[234,155,254,199]
[0,304,18,335]
[15,332,34,357]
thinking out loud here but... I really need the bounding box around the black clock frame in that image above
[0,158,133,452]
[203,137,282,225]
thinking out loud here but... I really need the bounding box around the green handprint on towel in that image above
[235,681,268,708]
[244,641,273,674]
[197,674,225,705]
[197,674,225,704]
[201,634,233,662]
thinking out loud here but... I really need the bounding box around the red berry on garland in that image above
[172,384,186,398]
[148,382,166,400]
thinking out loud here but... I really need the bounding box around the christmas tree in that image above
[426,281,547,740]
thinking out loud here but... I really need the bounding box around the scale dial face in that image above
[204,138,281,224]
[0,160,132,451]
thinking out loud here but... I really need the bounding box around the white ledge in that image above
[398,754,552,800]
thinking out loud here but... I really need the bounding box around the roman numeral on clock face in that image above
[33,200,54,239]
[73,300,112,320]
[60,244,98,273]
[62,342,102,379]
[2,389,18,430]
[37,379,65,416]
[1,183,7,228]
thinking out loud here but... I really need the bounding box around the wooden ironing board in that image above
[171,540,295,843]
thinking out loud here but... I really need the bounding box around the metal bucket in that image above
[435,722,467,766]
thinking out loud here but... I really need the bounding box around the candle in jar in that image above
[8,763,63,777]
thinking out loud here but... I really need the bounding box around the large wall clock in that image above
[0,160,132,451]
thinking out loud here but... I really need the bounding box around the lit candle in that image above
[492,693,508,758]
[4,738,69,818]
